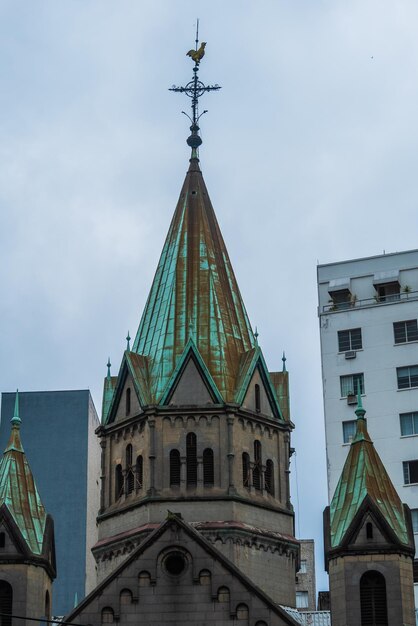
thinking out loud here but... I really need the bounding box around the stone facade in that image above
[95,392,298,606]
[67,515,299,626]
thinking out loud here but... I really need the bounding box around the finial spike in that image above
[126,331,131,351]
[254,327,259,345]
[282,352,287,372]
[355,380,366,419]
[107,358,111,379]
[11,389,21,427]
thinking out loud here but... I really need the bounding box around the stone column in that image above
[180,456,187,492]
[227,414,236,494]
[148,417,156,495]
[197,456,203,491]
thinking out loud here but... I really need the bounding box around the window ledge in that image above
[397,387,418,392]
[340,394,366,400]
[404,483,418,487]
[338,349,364,355]
[394,341,418,346]
[400,434,418,439]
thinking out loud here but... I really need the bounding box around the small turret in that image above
[324,389,415,626]
[0,391,56,622]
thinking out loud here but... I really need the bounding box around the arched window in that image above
[45,590,51,619]
[115,464,124,500]
[366,522,373,539]
[199,569,211,585]
[360,571,388,626]
[265,459,274,495]
[217,586,230,602]
[126,444,133,466]
[236,603,249,620]
[170,450,181,486]
[138,571,151,587]
[255,384,261,413]
[101,607,114,624]
[253,441,262,491]
[136,455,143,490]
[120,588,133,605]
[0,581,13,626]
[203,448,214,486]
[0,532,5,548]
[125,444,134,494]
[242,452,250,488]
[125,387,131,416]
[186,432,197,486]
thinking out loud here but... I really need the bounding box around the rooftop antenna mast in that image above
[169,20,221,158]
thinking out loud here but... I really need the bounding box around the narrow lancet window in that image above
[170,449,181,486]
[255,384,261,413]
[253,440,262,490]
[136,455,143,490]
[265,459,274,495]
[203,448,214,486]
[186,432,197,486]
[126,387,131,416]
[115,464,124,500]
[242,452,250,488]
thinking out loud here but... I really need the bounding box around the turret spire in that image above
[11,389,21,427]
[169,22,221,158]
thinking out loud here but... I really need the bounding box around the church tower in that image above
[94,40,298,607]
[324,390,415,626]
[0,392,56,623]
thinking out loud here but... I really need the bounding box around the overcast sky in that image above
[1,0,418,593]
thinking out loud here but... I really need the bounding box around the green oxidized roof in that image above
[0,392,47,555]
[330,392,409,548]
[132,156,256,403]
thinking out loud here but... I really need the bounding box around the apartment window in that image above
[411,509,418,533]
[296,591,309,609]
[376,282,400,302]
[403,460,418,485]
[394,320,418,344]
[343,420,357,444]
[338,328,362,352]
[299,559,307,574]
[397,365,418,390]
[400,412,418,436]
[340,373,364,397]
[330,289,351,310]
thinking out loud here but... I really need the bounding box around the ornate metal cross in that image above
[169,22,221,151]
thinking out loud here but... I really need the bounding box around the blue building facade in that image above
[0,390,100,616]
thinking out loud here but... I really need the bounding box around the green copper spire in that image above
[132,158,256,403]
[330,396,408,548]
[126,332,131,351]
[0,393,47,554]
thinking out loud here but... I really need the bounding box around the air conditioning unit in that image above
[345,350,356,359]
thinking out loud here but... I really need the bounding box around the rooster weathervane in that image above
[169,20,221,154]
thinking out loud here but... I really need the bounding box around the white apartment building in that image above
[317,248,418,603]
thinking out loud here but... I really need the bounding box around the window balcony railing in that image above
[322,289,418,313]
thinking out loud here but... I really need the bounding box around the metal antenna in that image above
[169,24,221,156]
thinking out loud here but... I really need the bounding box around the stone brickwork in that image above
[67,517,299,626]
[329,554,415,626]
[295,539,316,611]
[95,398,297,606]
